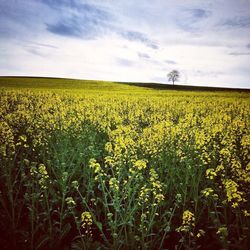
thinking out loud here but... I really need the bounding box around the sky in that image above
[0,0,250,88]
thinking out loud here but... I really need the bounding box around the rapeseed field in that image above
[0,78,249,249]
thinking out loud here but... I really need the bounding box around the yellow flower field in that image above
[0,78,249,249]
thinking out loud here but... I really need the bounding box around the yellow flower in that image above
[206,168,217,180]
[201,187,214,197]
[182,210,195,225]
[38,164,48,176]
[197,229,205,238]
[216,226,228,238]
[89,158,101,173]
[133,159,147,170]
[243,210,250,217]
[81,211,93,227]
[105,142,113,153]
[109,177,119,191]
[71,180,79,189]
[155,193,164,203]
[65,197,76,206]
[223,179,244,208]
[176,210,195,233]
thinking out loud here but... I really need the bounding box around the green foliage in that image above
[0,78,249,249]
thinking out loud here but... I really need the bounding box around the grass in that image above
[1,76,249,92]
[0,77,144,92]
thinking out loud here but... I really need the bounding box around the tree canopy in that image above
[167,70,180,85]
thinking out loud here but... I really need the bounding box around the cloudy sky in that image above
[0,0,250,88]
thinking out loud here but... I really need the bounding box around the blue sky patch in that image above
[121,31,158,49]
[222,16,250,28]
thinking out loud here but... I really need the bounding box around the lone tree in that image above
[167,70,180,85]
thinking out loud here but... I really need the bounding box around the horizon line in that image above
[0,75,249,91]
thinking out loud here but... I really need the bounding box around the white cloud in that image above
[0,0,249,88]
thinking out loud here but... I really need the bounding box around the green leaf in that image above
[96,221,103,231]
[36,235,50,249]
[61,223,71,238]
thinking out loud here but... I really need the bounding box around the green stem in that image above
[159,203,178,250]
